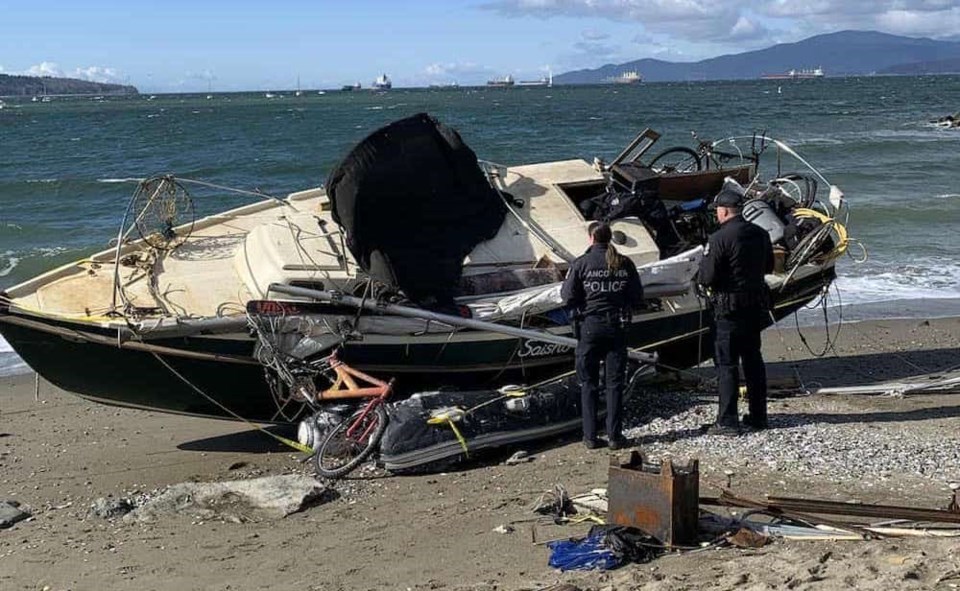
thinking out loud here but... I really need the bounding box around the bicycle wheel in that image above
[315,404,388,479]
[649,147,702,173]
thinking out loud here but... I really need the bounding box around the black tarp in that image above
[326,113,506,308]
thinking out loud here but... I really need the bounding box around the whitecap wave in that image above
[836,261,960,306]
[35,246,70,257]
[0,252,20,277]
[935,193,960,199]
[97,178,144,184]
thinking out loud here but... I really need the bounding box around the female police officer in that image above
[561,222,643,449]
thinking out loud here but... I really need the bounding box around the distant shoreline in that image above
[3,72,960,99]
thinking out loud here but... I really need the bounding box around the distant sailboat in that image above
[295,75,303,97]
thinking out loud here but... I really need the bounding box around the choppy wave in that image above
[0,250,20,277]
[836,260,960,306]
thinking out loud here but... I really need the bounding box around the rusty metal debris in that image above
[710,490,873,538]
[727,527,770,548]
[606,451,699,546]
[765,495,960,524]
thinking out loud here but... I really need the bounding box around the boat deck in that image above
[5,159,661,327]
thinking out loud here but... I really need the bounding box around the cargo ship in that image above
[517,71,553,87]
[372,74,392,90]
[761,67,825,80]
[608,70,642,84]
[486,75,515,87]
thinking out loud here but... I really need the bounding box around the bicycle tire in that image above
[315,404,388,479]
[649,147,702,173]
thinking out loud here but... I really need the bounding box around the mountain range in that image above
[554,30,960,84]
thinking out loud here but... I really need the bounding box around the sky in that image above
[1,0,959,92]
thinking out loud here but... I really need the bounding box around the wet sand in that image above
[1,315,959,590]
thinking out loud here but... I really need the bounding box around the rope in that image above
[426,408,470,456]
[176,177,298,210]
[151,352,313,454]
[791,283,843,359]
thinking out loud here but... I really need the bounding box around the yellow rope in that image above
[152,352,314,454]
[422,369,581,455]
[427,408,470,457]
[792,207,850,261]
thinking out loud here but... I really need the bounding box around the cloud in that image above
[25,61,63,77]
[875,7,960,37]
[572,41,621,59]
[72,66,123,83]
[582,29,610,41]
[15,62,125,83]
[729,15,769,41]
[423,61,494,81]
[759,1,960,38]
[483,0,761,45]
[483,0,960,45]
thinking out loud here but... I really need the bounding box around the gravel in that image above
[621,387,960,490]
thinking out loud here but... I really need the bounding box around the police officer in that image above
[562,222,643,449]
[699,183,775,435]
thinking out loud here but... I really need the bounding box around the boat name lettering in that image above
[518,341,572,358]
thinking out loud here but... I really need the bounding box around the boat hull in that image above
[0,268,832,422]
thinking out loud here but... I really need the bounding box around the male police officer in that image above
[699,183,774,436]
[562,222,643,449]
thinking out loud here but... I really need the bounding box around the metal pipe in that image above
[766,496,960,524]
[268,283,657,364]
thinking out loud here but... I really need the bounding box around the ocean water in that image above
[2,77,959,375]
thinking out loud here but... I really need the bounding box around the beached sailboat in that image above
[0,115,848,422]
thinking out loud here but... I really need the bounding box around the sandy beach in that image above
[2,315,960,590]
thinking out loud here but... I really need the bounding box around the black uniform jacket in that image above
[561,244,643,318]
[699,215,774,314]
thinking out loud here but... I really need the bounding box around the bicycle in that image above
[647,131,760,174]
[246,299,395,479]
[312,355,394,479]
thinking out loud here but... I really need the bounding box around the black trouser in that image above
[714,313,767,427]
[575,315,627,442]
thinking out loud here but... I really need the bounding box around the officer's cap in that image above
[713,188,744,208]
[712,177,746,208]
